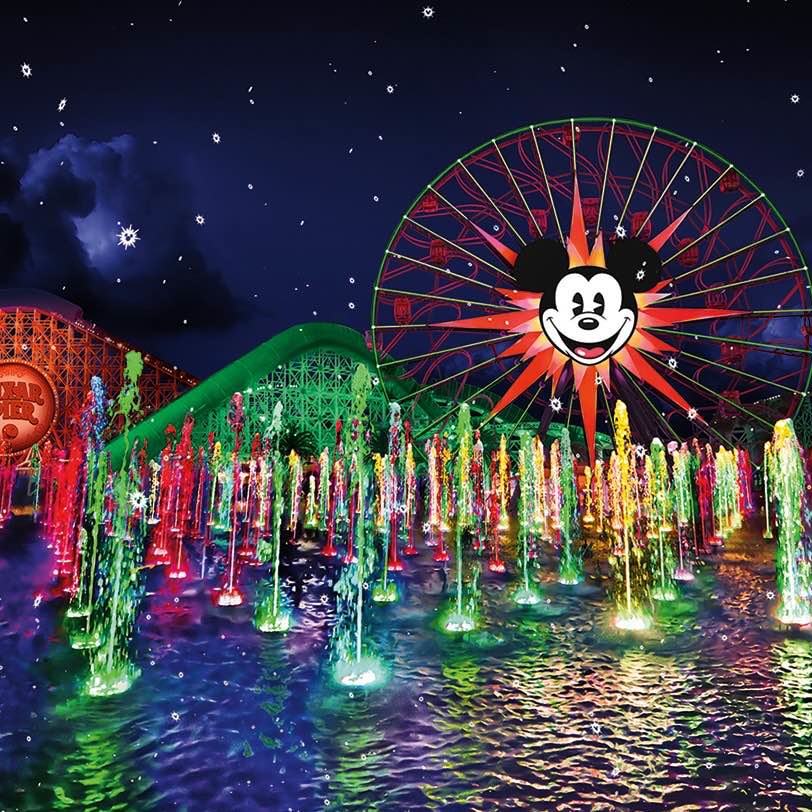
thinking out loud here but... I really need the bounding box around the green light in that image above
[70,629,102,651]
[255,609,292,634]
[65,603,91,619]
[84,663,140,698]
[651,586,679,602]
[613,612,651,632]
[371,581,398,604]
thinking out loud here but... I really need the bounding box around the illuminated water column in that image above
[671,443,695,582]
[610,401,652,631]
[84,352,146,696]
[649,438,677,602]
[514,431,541,605]
[332,365,384,687]
[255,402,292,633]
[443,403,479,632]
[769,419,812,626]
[557,429,583,585]
[371,402,403,603]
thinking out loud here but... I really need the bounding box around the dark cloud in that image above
[0,134,243,336]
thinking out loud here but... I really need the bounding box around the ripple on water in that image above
[0,521,810,810]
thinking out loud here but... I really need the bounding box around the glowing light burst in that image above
[444,613,476,633]
[84,664,140,697]
[255,609,292,633]
[513,586,541,605]
[334,656,385,688]
[128,489,147,511]
[117,224,140,250]
[613,612,651,632]
[429,180,735,463]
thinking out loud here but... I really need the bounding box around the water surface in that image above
[1,518,810,811]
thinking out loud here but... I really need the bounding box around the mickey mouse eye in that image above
[572,292,584,317]
[594,292,605,316]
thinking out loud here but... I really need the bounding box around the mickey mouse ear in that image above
[606,238,662,292]
[512,239,569,293]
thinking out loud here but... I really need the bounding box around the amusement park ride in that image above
[372,118,811,459]
[0,289,196,462]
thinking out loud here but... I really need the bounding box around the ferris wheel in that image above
[371,118,811,461]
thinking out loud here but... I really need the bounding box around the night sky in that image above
[1,0,809,378]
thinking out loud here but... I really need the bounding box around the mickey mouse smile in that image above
[554,318,631,362]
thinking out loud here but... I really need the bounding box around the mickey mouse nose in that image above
[578,316,599,331]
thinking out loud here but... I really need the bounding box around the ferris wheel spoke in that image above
[664,268,804,307]
[491,140,537,230]
[386,250,501,292]
[506,381,547,444]
[595,119,616,237]
[404,216,515,280]
[725,308,812,317]
[664,265,803,306]
[529,126,564,242]
[375,323,443,330]
[651,163,734,249]
[648,325,812,356]
[622,371,679,441]
[668,229,793,285]
[405,353,508,399]
[376,286,519,313]
[663,193,765,265]
[638,349,774,428]
[565,382,577,427]
[414,360,525,437]
[675,348,804,395]
[377,335,510,369]
[641,306,812,330]
[425,184,521,264]
[634,142,696,238]
[455,159,527,245]
[618,127,657,226]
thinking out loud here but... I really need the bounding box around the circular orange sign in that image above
[0,361,58,454]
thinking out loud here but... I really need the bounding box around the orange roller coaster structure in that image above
[0,289,197,462]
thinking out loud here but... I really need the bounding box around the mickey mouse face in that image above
[512,237,662,367]
[543,270,635,364]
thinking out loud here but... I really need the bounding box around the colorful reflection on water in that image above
[2,518,812,811]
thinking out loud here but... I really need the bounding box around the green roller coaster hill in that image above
[107,322,612,469]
